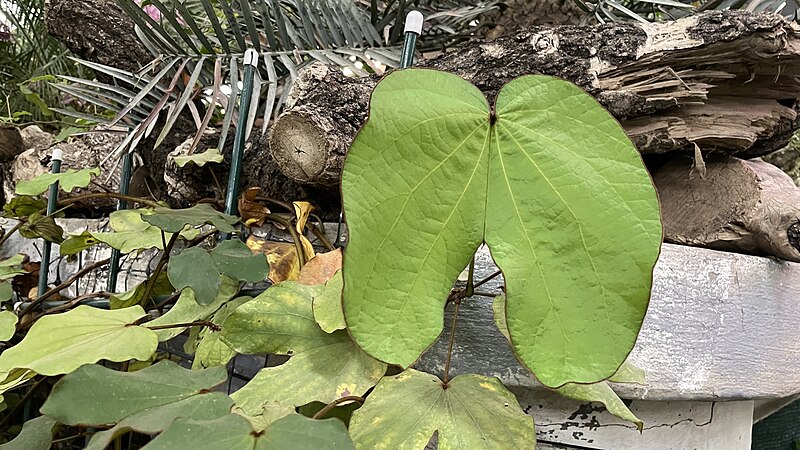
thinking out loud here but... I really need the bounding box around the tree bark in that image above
[270,11,800,187]
[45,0,151,73]
[653,155,800,262]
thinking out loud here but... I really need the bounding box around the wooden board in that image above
[415,243,800,401]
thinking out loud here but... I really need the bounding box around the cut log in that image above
[0,127,25,163]
[270,11,800,187]
[653,155,800,262]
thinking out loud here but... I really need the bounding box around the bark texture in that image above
[270,11,800,187]
[45,0,151,73]
[653,155,800,262]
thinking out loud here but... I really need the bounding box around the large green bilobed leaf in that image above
[342,69,662,387]
[349,369,535,449]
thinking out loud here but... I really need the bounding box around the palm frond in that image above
[57,0,499,163]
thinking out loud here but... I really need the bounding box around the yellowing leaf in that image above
[172,148,224,167]
[0,306,157,378]
[247,237,300,283]
[349,369,535,449]
[292,201,315,261]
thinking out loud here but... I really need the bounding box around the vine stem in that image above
[140,232,179,307]
[17,257,111,325]
[0,221,23,248]
[145,320,220,332]
[265,213,306,266]
[473,270,501,290]
[311,396,365,420]
[442,300,461,387]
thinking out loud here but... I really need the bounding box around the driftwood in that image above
[270,10,800,187]
[653,155,800,262]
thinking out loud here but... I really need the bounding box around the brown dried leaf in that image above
[247,236,300,283]
[298,249,343,285]
[238,187,270,227]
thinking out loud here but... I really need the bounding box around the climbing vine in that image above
[0,69,661,449]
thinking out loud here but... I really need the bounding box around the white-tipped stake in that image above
[404,10,424,35]
[51,148,63,161]
[244,48,259,67]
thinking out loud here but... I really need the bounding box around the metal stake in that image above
[37,148,62,299]
[107,151,134,292]
[223,49,259,235]
[399,11,423,69]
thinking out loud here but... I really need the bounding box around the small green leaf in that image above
[555,382,643,431]
[3,196,46,218]
[143,414,255,450]
[85,393,234,450]
[349,369,535,449]
[0,311,18,341]
[109,283,147,310]
[609,361,646,385]
[492,294,510,341]
[91,209,198,253]
[42,360,228,425]
[0,305,157,377]
[0,255,27,281]
[143,204,238,233]
[192,296,250,370]
[173,148,224,167]
[147,276,239,341]
[221,282,333,355]
[143,414,355,450]
[0,283,12,302]
[59,231,100,256]
[312,271,345,333]
[225,282,385,412]
[15,167,101,195]
[257,414,355,450]
[168,247,222,306]
[232,403,295,433]
[0,416,56,450]
[18,212,64,243]
[211,240,269,283]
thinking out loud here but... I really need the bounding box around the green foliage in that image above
[3,196,45,218]
[91,209,198,253]
[0,0,91,126]
[41,360,227,425]
[341,69,662,387]
[0,415,56,450]
[143,204,238,233]
[147,276,239,340]
[0,306,156,380]
[225,281,386,412]
[0,255,27,280]
[257,414,356,450]
[17,211,64,243]
[14,167,100,195]
[191,296,250,369]
[349,369,535,449]
[311,271,345,333]
[59,231,99,256]
[0,311,18,341]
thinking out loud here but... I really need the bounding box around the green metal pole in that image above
[399,11,423,69]
[223,49,259,226]
[107,152,133,292]
[37,149,62,299]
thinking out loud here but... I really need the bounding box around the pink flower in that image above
[134,0,162,22]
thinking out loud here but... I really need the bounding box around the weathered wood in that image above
[0,127,24,163]
[415,243,800,401]
[654,155,800,262]
[45,0,151,73]
[270,10,800,186]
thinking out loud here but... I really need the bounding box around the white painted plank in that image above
[416,243,800,400]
